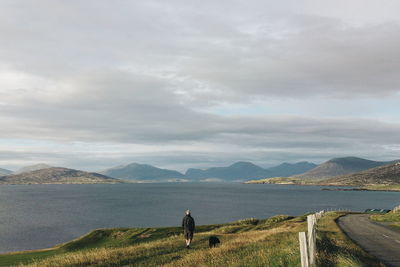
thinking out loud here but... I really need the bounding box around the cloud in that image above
[0,0,399,170]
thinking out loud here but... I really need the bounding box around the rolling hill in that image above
[0,167,123,184]
[293,157,397,180]
[319,162,400,186]
[100,163,186,182]
[0,168,13,176]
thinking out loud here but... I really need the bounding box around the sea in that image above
[0,183,398,253]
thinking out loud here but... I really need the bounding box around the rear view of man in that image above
[182,210,195,248]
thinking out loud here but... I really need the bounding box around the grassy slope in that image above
[0,213,385,267]
[370,211,400,229]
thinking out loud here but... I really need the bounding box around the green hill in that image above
[0,212,384,267]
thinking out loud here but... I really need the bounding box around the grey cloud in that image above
[0,1,399,170]
[1,2,400,100]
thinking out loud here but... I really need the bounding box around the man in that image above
[182,209,195,248]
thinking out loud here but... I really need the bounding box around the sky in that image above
[1,0,400,172]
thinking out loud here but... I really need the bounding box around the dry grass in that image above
[14,217,303,267]
[2,213,388,267]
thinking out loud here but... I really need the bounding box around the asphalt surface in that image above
[338,214,400,267]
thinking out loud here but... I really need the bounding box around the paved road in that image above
[338,214,400,267]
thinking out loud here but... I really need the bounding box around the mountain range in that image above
[100,161,316,182]
[1,156,398,184]
[0,167,122,184]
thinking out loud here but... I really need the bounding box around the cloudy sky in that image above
[1,0,400,172]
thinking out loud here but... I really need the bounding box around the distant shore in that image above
[245,177,400,192]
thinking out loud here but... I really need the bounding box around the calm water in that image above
[0,183,399,253]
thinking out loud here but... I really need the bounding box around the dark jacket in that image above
[182,215,195,232]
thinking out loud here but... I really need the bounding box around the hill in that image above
[319,162,400,186]
[185,161,271,181]
[0,167,123,184]
[100,163,186,182]
[0,212,383,267]
[15,163,53,174]
[267,161,316,177]
[0,167,13,176]
[293,157,396,180]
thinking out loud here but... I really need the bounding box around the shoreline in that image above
[245,180,400,192]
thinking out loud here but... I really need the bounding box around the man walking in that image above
[182,209,195,248]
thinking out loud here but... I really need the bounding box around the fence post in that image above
[307,215,316,266]
[299,232,309,267]
[393,205,400,213]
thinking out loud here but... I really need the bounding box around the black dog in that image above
[209,236,220,248]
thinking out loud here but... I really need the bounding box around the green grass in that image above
[363,184,400,191]
[370,210,400,229]
[0,213,387,267]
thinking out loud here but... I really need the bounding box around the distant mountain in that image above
[0,167,123,184]
[267,162,317,177]
[0,168,13,176]
[185,161,271,181]
[319,162,400,186]
[294,157,398,180]
[100,163,186,182]
[185,161,317,181]
[15,163,53,174]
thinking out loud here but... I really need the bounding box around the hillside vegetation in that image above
[246,162,400,191]
[294,157,396,180]
[0,212,384,267]
[320,163,400,187]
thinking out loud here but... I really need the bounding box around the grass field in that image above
[0,212,385,267]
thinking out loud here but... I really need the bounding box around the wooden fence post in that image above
[299,232,309,267]
[307,215,316,266]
